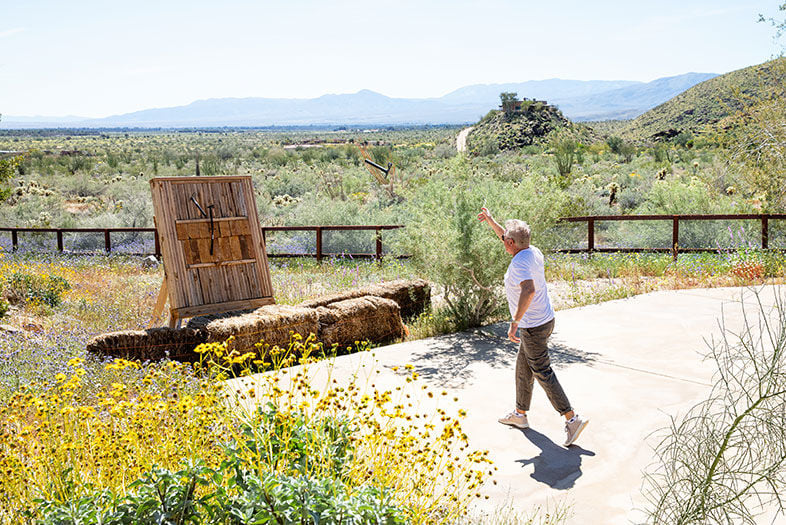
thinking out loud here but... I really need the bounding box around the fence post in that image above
[672,216,679,261]
[762,215,769,250]
[11,230,18,252]
[375,228,383,261]
[56,230,64,252]
[587,219,595,255]
[315,227,323,262]
[104,229,111,253]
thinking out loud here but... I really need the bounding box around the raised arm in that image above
[477,207,505,240]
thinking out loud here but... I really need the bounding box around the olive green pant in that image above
[515,318,572,415]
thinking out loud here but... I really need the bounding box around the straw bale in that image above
[200,304,319,353]
[316,295,404,350]
[86,327,207,361]
[299,279,430,319]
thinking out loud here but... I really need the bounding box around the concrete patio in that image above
[241,285,786,523]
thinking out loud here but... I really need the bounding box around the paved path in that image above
[241,286,786,523]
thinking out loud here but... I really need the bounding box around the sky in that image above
[1,0,784,118]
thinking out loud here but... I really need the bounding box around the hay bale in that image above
[87,281,425,363]
[362,279,431,319]
[300,279,430,320]
[316,295,404,350]
[201,304,319,353]
[86,327,207,361]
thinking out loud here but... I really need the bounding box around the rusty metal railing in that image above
[0,225,405,261]
[557,214,786,260]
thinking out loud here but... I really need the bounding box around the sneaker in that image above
[498,411,529,429]
[564,415,589,446]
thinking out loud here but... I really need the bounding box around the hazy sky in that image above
[1,0,783,118]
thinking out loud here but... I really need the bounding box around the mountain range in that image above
[1,72,717,129]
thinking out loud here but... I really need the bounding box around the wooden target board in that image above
[150,176,274,323]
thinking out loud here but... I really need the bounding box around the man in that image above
[477,207,588,447]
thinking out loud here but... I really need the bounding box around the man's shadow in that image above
[515,428,595,490]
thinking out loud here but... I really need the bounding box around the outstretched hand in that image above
[477,207,492,223]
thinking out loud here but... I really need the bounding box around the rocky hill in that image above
[620,58,786,141]
[466,99,572,154]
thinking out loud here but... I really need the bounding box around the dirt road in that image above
[456,126,473,152]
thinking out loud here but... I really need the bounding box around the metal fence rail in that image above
[0,225,405,261]
[4,215,785,262]
[558,214,786,260]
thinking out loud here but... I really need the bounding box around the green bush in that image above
[606,136,623,154]
[6,273,71,307]
[552,136,577,185]
[399,157,578,328]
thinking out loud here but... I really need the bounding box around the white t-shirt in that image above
[504,246,554,328]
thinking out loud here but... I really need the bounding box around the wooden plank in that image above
[185,240,199,265]
[173,297,274,319]
[175,222,189,240]
[246,262,263,299]
[216,182,231,218]
[217,236,231,261]
[229,235,242,260]
[239,235,251,260]
[232,219,250,236]
[196,238,214,263]
[160,175,249,183]
[226,181,240,216]
[186,259,257,269]
[184,221,210,239]
[175,216,247,224]
[160,180,190,308]
[196,268,214,305]
[241,177,274,299]
[230,181,247,216]
[148,279,168,328]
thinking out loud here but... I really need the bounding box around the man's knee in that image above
[530,363,556,381]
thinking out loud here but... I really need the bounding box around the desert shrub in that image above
[729,93,786,211]
[617,142,636,163]
[5,272,70,307]
[399,157,577,328]
[432,143,457,159]
[470,134,500,156]
[551,135,577,185]
[268,147,294,167]
[642,289,786,523]
[199,153,223,176]
[606,136,623,154]
[0,155,22,200]
[672,131,694,148]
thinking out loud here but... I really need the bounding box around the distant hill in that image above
[556,73,717,121]
[1,73,715,129]
[465,99,573,155]
[620,58,786,141]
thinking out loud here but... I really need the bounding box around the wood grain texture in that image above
[150,176,275,323]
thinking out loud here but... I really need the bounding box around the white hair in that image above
[504,219,531,247]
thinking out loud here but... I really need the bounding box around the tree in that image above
[499,92,519,119]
